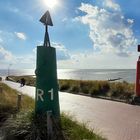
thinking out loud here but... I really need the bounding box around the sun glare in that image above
[44,0,58,8]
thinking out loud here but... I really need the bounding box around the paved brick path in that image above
[3,80,140,140]
[60,93,140,140]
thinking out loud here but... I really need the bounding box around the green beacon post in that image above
[35,11,60,119]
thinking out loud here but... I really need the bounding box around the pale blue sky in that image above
[0,0,139,69]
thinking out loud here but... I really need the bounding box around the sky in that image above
[0,0,140,69]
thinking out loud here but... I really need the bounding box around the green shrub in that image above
[79,81,92,94]
[81,87,89,94]
[70,85,80,93]
[110,82,134,99]
[90,88,100,96]
[60,84,70,91]
[120,82,134,99]
[100,82,110,94]
[110,82,124,97]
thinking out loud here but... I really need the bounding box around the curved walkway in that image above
[3,80,140,140]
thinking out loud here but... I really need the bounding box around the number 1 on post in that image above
[48,88,54,100]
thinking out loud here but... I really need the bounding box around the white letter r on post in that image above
[37,89,44,102]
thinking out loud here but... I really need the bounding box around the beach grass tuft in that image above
[8,76,135,102]
[61,112,106,140]
[0,82,34,118]
[59,79,134,100]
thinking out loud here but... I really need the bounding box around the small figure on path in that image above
[20,78,26,87]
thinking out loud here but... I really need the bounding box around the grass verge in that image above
[0,82,34,124]
[61,113,105,140]
[9,76,135,102]
[59,80,135,101]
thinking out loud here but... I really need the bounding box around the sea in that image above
[0,69,136,83]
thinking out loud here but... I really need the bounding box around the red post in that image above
[135,45,140,96]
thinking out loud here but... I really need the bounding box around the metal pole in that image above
[8,64,12,76]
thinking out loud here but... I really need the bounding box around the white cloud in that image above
[52,42,71,60]
[0,38,3,43]
[15,32,27,40]
[9,7,19,13]
[57,51,138,69]
[103,0,121,11]
[32,42,71,61]
[0,30,14,43]
[0,37,36,68]
[0,45,14,61]
[62,17,68,22]
[15,55,35,64]
[127,19,134,24]
[0,44,36,69]
[76,2,137,57]
[36,41,43,46]
[7,5,33,21]
[32,48,37,54]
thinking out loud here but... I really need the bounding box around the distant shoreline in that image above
[0,69,136,83]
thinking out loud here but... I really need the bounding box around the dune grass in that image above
[8,76,135,101]
[0,81,105,140]
[4,111,105,140]
[0,83,34,112]
[59,79,135,100]
[61,113,105,140]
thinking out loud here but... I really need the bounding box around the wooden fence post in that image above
[47,111,53,139]
[17,93,22,111]
[0,86,3,93]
